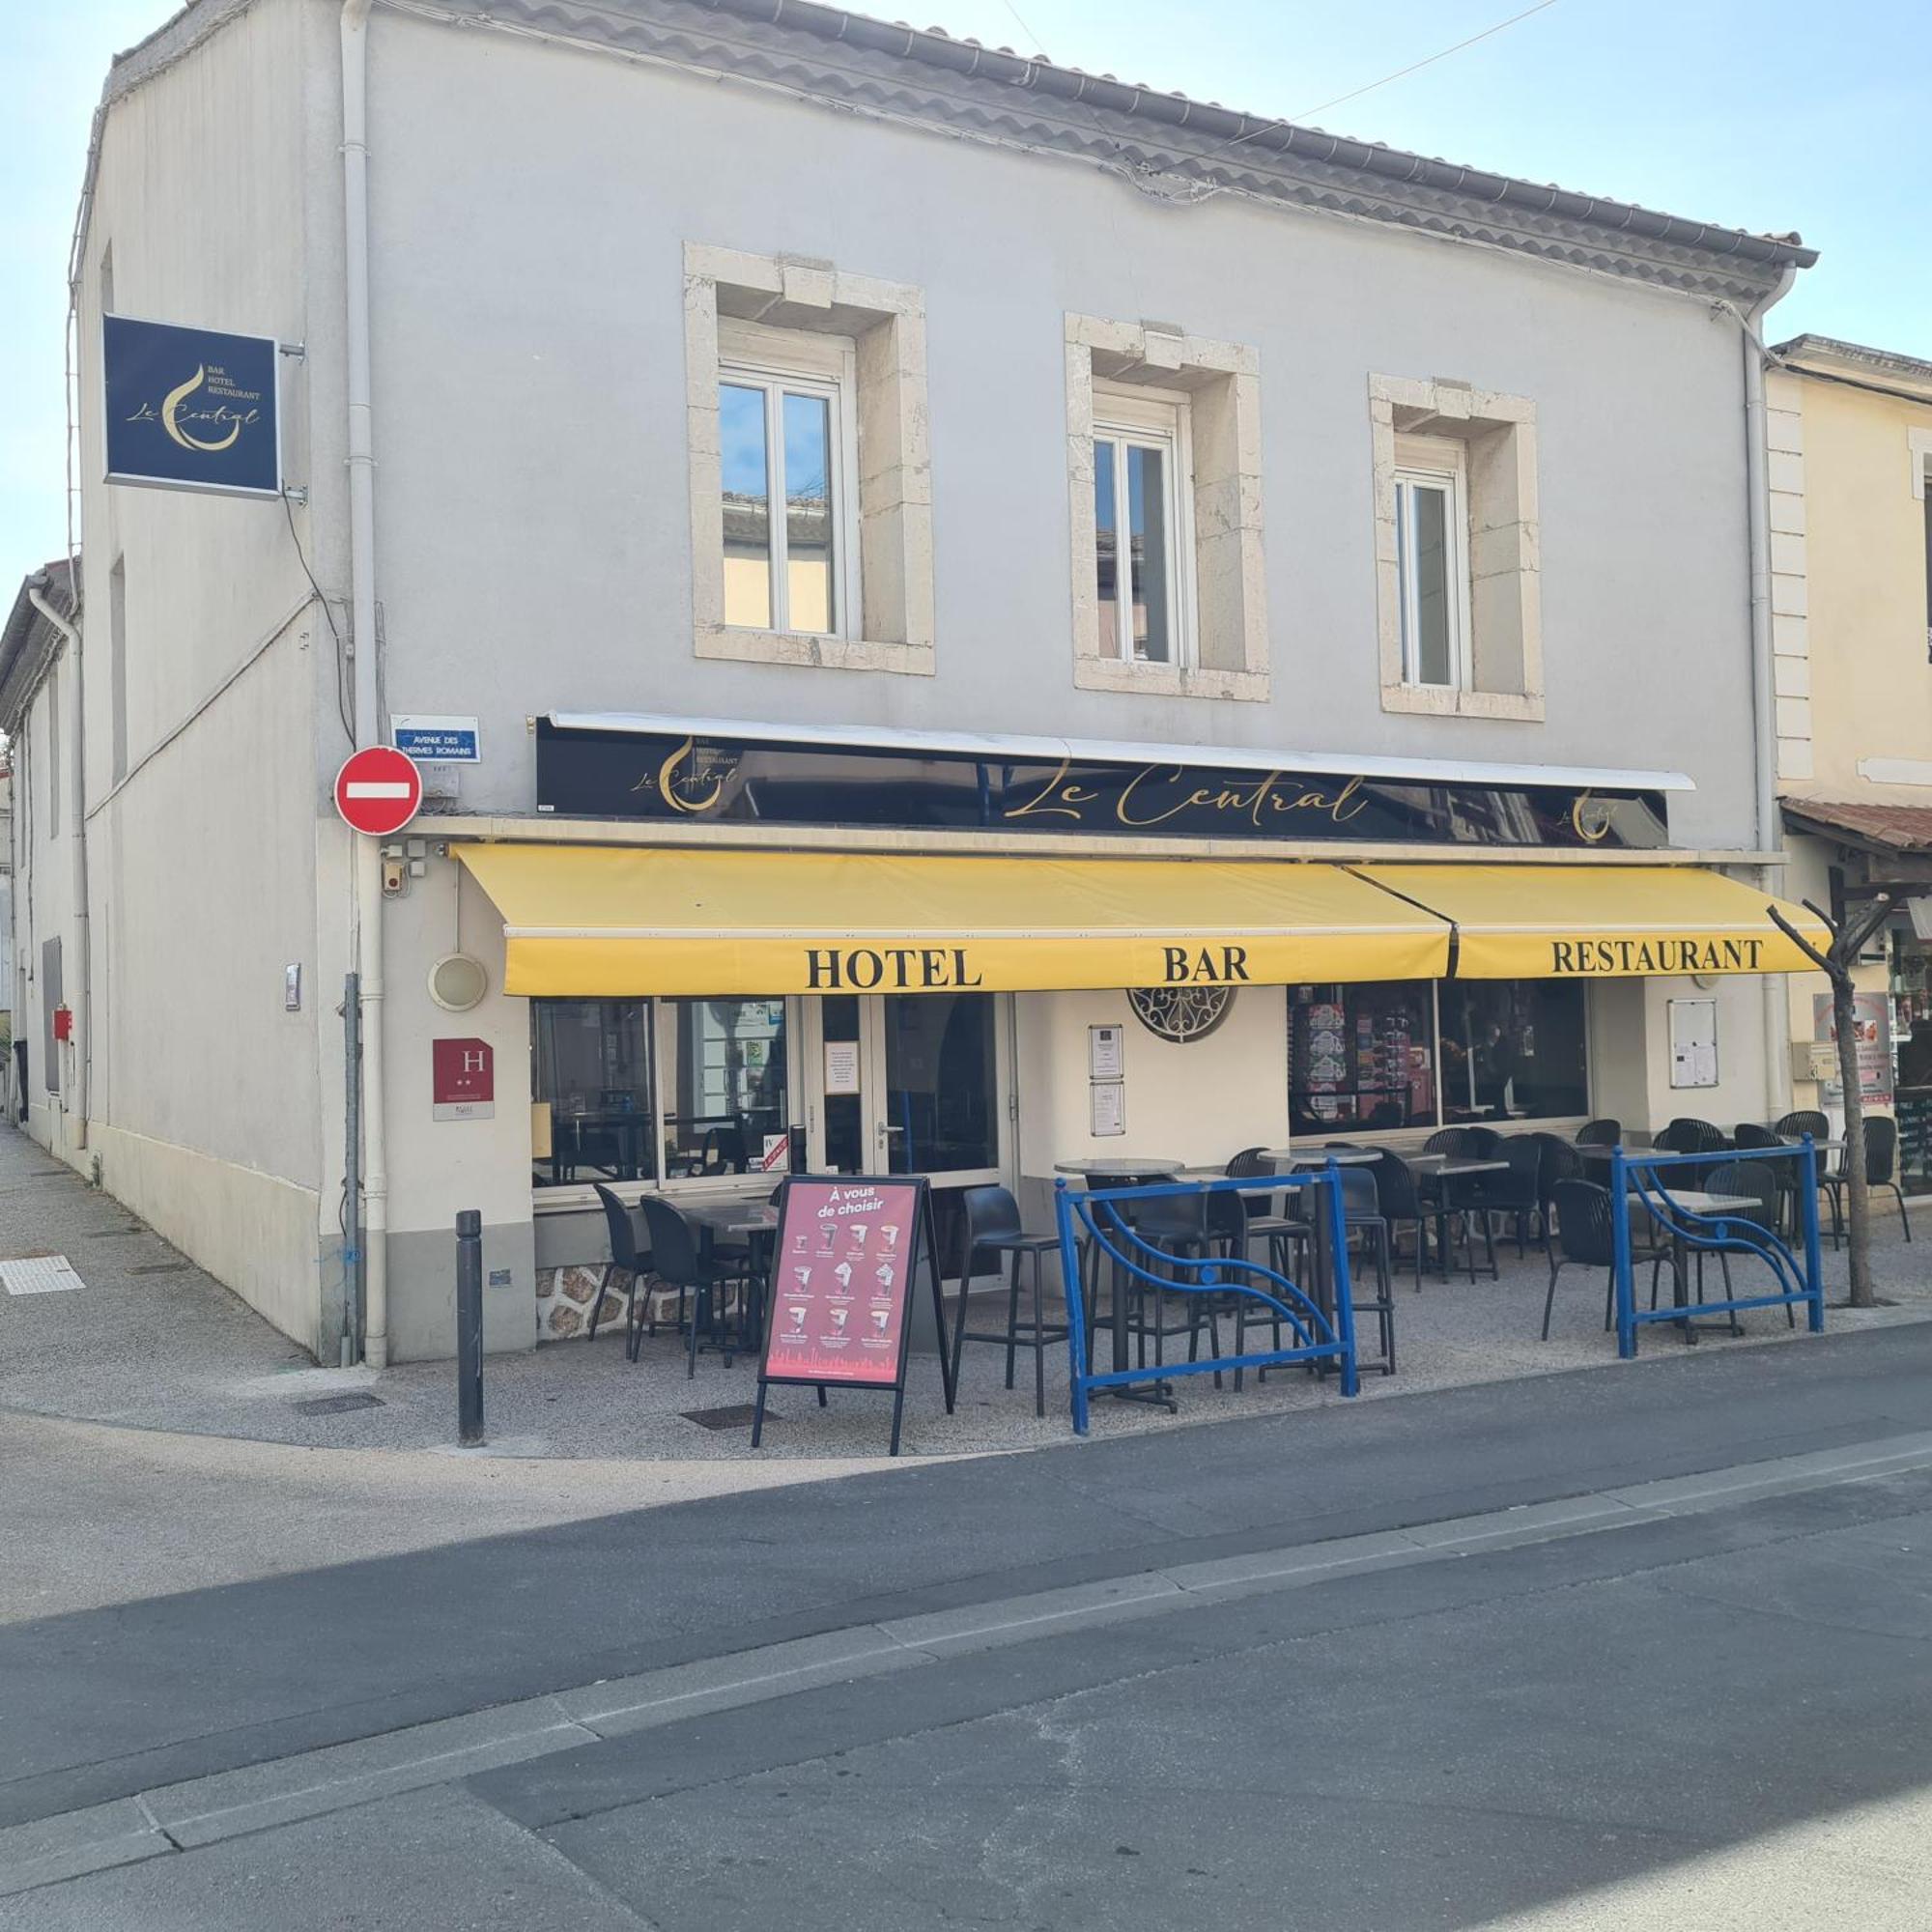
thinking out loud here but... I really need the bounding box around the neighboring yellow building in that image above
[1768,335,1932,1189]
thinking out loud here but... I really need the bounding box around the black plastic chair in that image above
[638,1195,752,1377]
[1535,1135,1584,1246]
[1576,1119,1621,1148]
[590,1184,653,1360]
[1732,1123,1799,1237]
[1337,1165,1395,1375]
[1364,1151,1437,1293]
[1704,1160,1793,1330]
[1655,1118,1730,1190]
[1543,1180,1674,1341]
[1463,1126,1505,1158]
[1776,1110,1830,1141]
[1224,1148,1313,1277]
[1472,1135,1546,1258]
[949,1185,1065,1417]
[1851,1116,1912,1241]
[1424,1127,1474,1156]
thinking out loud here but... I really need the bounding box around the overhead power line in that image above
[1290,0,1564,125]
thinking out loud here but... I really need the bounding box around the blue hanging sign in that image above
[102,315,282,498]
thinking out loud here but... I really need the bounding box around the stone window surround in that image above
[1371,374,1543,723]
[685,242,933,675]
[1065,315,1268,703]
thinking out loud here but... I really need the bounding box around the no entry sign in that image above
[334,746,422,836]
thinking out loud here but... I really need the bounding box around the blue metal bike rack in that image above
[1609,1138,1826,1358]
[1054,1165,1359,1435]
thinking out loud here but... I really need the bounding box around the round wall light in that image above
[428,952,489,1012]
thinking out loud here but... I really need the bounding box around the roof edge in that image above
[1772,334,1932,405]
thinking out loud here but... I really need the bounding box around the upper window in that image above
[1065,316,1268,702]
[1393,435,1472,691]
[685,244,932,675]
[1093,387,1195,668]
[718,321,856,639]
[1371,375,1542,722]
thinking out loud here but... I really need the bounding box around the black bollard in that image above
[456,1208,484,1445]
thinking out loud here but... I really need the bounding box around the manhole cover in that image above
[130,1263,189,1276]
[679,1403,764,1431]
[294,1393,385,1416]
[0,1255,82,1295]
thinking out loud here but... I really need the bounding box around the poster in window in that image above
[823,1038,861,1095]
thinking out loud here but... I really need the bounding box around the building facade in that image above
[1767,336,1932,1181]
[14,0,1828,1362]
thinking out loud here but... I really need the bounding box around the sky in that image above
[6,0,1930,579]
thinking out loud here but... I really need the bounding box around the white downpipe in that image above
[1722,274,1797,1122]
[341,0,388,1363]
[27,582,89,1151]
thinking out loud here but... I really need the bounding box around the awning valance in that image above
[1350,864,1829,979]
[456,844,1451,997]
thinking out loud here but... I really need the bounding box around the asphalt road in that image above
[10,1327,1932,1925]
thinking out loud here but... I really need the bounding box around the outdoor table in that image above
[679,1198,780,1349]
[1054,1159,1187,1406]
[1261,1148,1381,1166]
[1415,1157,1509,1280]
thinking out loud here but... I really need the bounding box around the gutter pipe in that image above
[341,0,387,1365]
[1719,274,1798,1121]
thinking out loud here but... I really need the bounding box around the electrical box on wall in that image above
[1791,1039,1837,1085]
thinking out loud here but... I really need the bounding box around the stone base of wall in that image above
[536,1264,681,1342]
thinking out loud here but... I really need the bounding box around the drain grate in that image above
[294,1392,385,1416]
[0,1255,83,1295]
[680,1403,764,1431]
[129,1263,190,1275]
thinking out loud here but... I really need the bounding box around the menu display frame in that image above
[752,1174,954,1456]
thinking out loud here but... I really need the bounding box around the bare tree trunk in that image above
[1831,973,1873,1308]
[1770,893,1890,1311]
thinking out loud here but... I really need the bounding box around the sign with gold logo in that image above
[102,315,281,497]
[536,720,1670,851]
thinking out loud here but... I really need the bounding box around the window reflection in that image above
[1290,983,1435,1137]
[660,999,790,1176]
[1439,981,1587,1122]
[782,390,835,636]
[720,383,772,629]
[532,1001,652,1185]
[1127,443,1170,664]
[884,993,997,1175]
[1094,440,1119,658]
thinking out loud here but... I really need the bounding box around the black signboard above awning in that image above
[534,715,1676,851]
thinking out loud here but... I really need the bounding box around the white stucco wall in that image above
[359,9,1763,851]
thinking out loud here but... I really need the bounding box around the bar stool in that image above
[949,1184,1066,1417]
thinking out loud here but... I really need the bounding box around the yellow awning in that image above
[1350,864,1829,979]
[456,844,1452,997]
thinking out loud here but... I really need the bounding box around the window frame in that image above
[1393,433,1473,693]
[716,317,860,643]
[1091,383,1198,671]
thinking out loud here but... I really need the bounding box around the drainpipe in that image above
[1719,272,1798,1122]
[26,579,89,1152]
[341,0,388,1364]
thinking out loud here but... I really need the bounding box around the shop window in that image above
[1065,314,1267,702]
[1290,983,1437,1138]
[658,998,790,1178]
[1288,979,1587,1135]
[1370,374,1543,722]
[1438,981,1588,1123]
[685,243,932,675]
[530,997,789,1189]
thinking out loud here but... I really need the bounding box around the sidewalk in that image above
[5,1125,1928,1469]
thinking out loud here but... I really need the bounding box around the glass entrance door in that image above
[805,993,1010,1187]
